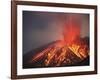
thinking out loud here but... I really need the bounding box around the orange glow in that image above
[63,16,80,45]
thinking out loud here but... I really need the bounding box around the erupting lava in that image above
[27,15,89,67]
[63,15,81,46]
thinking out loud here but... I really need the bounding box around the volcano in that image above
[23,15,89,68]
[23,37,89,68]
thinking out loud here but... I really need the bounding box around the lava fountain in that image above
[63,15,81,46]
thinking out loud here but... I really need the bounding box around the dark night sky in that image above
[23,11,89,54]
